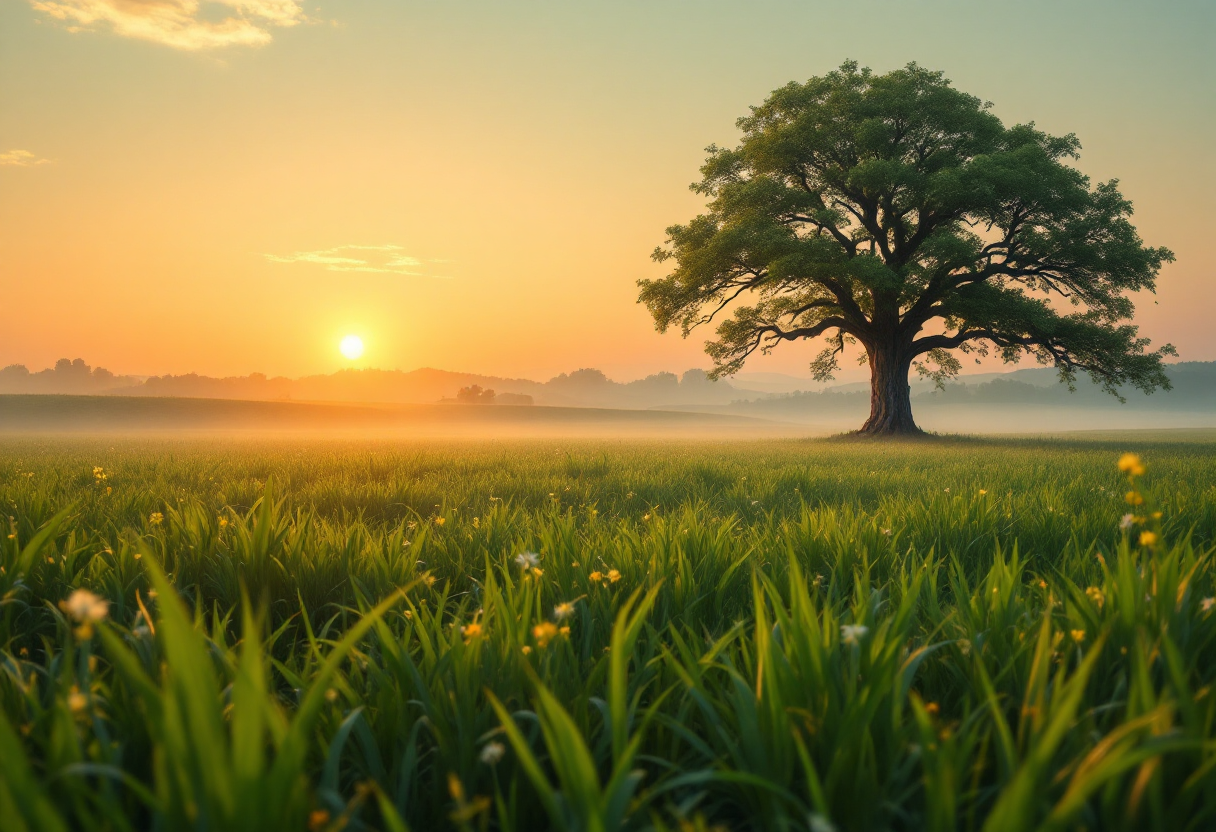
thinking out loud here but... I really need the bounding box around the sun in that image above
[339,335,364,360]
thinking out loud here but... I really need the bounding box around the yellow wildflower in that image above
[434,516,445,526]
[148,512,163,525]
[532,621,558,648]
[67,687,88,714]
[554,601,575,620]
[589,571,604,583]
[461,622,482,641]
[521,645,532,655]
[607,569,621,583]
[1139,531,1158,547]
[1125,491,1144,506]
[1118,453,1146,477]
[308,810,330,832]
[1085,586,1105,609]
[559,626,571,636]
[1070,629,1086,644]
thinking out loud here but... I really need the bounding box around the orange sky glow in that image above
[2,1,1213,383]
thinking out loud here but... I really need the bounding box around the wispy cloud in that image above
[0,149,52,167]
[30,0,307,50]
[265,245,449,277]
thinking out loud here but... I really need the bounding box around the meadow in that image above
[2,434,1216,831]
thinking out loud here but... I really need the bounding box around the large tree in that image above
[639,62,1175,435]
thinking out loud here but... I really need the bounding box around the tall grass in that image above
[2,436,1215,830]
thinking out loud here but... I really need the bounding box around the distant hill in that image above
[3,358,1215,426]
[663,362,1216,432]
[0,360,761,409]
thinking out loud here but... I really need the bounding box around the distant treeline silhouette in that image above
[3,358,1214,414]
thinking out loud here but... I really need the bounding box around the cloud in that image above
[0,149,52,167]
[29,0,306,50]
[265,245,449,277]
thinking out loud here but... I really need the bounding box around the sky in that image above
[2,0,1213,383]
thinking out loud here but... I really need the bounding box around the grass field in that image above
[3,435,1216,831]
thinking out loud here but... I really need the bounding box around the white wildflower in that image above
[514,551,540,570]
[809,813,838,832]
[1120,513,1136,530]
[480,741,505,765]
[840,624,868,646]
[62,589,109,623]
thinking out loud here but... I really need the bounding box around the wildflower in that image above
[1086,586,1105,609]
[925,702,940,716]
[1070,629,1086,644]
[219,517,229,528]
[308,809,330,832]
[461,622,483,641]
[840,624,868,646]
[1038,579,1048,589]
[643,513,651,521]
[325,688,339,703]
[881,528,892,537]
[521,645,532,655]
[532,621,558,648]
[1118,453,1146,477]
[809,813,838,832]
[1125,491,1144,506]
[434,516,445,526]
[559,625,571,636]
[105,486,111,495]
[607,569,621,583]
[424,574,437,588]
[514,551,540,571]
[554,601,575,620]
[1120,513,1136,530]
[403,609,413,619]
[148,512,164,525]
[589,570,604,582]
[1201,598,1215,614]
[61,589,109,623]
[67,687,88,714]
[531,567,544,578]
[1139,531,1159,547]
[479,741,505,765]
[979,489,988,495]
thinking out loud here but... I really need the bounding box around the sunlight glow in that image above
[339,335,364,360]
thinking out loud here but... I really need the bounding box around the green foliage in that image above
[2,437,1216,830]
[638,62,1175,429]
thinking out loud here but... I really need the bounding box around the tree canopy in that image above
[638,61,1175,433]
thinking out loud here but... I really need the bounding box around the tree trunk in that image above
[859,345,920,435]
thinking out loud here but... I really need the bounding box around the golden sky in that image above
[2,1,1213,382]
